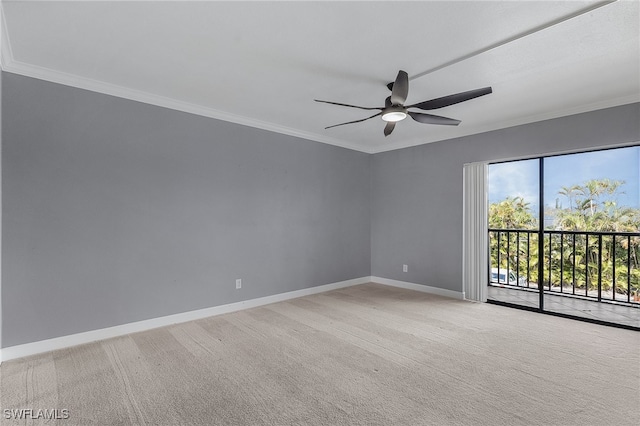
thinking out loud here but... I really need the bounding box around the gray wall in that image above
[2,70,638,349]
[371,103,640,292]
[1,72,371,347]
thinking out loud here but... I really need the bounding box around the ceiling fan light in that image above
[381,111,407,122]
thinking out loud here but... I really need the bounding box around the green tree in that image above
[489,197,539,285]
[489,179,640,298]
[488,196,537,229]
[552,179,639,294]
[554,179,629,231]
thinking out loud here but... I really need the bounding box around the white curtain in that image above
[462,162,488,302]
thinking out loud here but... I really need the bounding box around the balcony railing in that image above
[489,228,640,305]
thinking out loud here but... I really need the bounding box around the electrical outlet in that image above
[235,279,242,289]
[403,264,408,272]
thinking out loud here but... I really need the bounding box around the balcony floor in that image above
[488,285,640,329]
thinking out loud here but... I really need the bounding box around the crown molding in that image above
[2,58,374,153]
[2,51,637,157]
[5,51,636,157]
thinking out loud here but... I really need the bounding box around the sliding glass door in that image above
[487,146,640,329]
[487,158,540,309]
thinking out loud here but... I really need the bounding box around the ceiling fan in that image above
[315,70,492,136]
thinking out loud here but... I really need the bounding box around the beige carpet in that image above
[1,283,639,425]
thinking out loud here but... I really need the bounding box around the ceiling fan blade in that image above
[407,87,492,110]
[390,70,409,105]
[408,111,461,126]
[325,112,381,129]
[315,99,382,110]
[385,96,392,108]
[383,122,395,137]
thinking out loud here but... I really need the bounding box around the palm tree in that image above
[490,178,639,297]
[558,184,582,212]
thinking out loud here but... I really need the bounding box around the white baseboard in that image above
[0,276,371,363]
[0,276,466,362]
[371,276,465,300]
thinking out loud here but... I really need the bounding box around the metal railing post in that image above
[612,236,616,301]
[560,234,564,293]
[628,236,632,303]
[598,235,602,302]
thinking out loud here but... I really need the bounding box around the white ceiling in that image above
[1,0,638,153]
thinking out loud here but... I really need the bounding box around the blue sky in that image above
[488,146,640,214]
